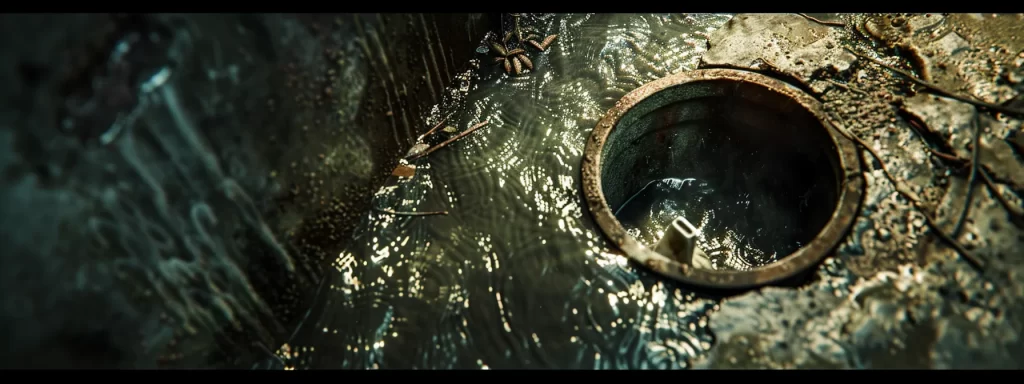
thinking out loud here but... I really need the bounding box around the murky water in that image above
[279,13,735,369]
[616,177,786,271]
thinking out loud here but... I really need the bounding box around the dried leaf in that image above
[503,58,512,74]
[512,56,522,75]
[405,143,430,158]
[391,164,416,178]
[517,54,533,70]
[489,42,507,56]
[507,48,525,56]
[541,34,558,49]
[527,40,545,51]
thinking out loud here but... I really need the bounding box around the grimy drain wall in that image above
[583,69,863,289]
[602,80,840,210]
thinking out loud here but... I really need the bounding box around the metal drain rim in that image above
[580,68,863,289]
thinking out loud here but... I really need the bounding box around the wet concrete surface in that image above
[691,13,1024,369]
[3,12,1022,369]
[268,13,1024,369]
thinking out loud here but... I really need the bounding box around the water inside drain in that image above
[614,173,817,271]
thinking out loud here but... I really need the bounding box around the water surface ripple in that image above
[284,13,733,369]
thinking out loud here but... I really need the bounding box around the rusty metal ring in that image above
[581,68,863,290]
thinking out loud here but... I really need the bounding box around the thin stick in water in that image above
[374,207,449,216]
[407,120,491,160]
[417,116,449,142]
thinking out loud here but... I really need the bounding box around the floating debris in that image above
[373,207,448,217]
[489,14,558,76]
[405,143,430,158]
[406,121,491,160]
[391,164,416,178]
[518,54,533,70]
[539,34,558,50]
[416,116,449,142]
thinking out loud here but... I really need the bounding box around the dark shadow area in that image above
[603,79,842,269]
[0,12,498,369]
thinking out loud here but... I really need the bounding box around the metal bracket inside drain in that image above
[653,217,712,270]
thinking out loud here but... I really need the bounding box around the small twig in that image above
[927,146,1024,221]
[825,78,870,97]
[914,17,946,35]
[845,47,1024,118]
[406,120,490,160]
[1001,93,1024,109]
[827,112,986,272]
[373,207,449,216]
[979,167,1024,219]
[930,149,967,164]
[417,116,449,142]
[798,13,847,27]
[952,110,983,236]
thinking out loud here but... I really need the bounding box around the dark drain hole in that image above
[602,79,843,271]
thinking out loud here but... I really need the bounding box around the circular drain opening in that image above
[581,69,863,289]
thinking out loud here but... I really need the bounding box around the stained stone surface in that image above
[692,13,1024,369]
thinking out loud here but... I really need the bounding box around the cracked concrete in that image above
[694,13,1024,369]
[701,13,856,94]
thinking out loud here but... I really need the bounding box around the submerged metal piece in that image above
[580,68,863,290]
[654,217,701,266]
